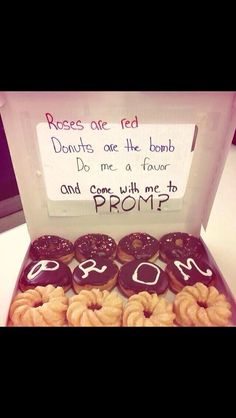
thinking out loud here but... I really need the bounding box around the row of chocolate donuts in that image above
[19,252,216,299]
[29,232,208,265]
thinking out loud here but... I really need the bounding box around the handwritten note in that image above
[36,114,196,214]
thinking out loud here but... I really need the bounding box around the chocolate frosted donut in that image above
[117,233,159,264]
[19,259,73,292]
[159,232,207,264]
[118,259,169,298]
[74,234,117,262]
[72,257,119,293]
[30,235,74,264]
[165,256,216,294]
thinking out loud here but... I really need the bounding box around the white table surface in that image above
[0,145,236,326]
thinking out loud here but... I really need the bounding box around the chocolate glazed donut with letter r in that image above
[72,257,119,293]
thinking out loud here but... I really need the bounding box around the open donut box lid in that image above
[1,91,236,326]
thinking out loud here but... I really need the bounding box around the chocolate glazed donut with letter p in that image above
[19,259,73,292]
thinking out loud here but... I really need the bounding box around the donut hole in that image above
[132,239,143,249]
[33,300,44,308]
[88,304,102,311]
[197,301,208,309]
[48,243,56,250]
[143,310,152,319]
[175,238,183,247]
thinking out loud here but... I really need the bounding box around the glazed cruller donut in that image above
[67,288,123,326]
[9,285,68,327]
[123,291,175,326]
[174,282,232,326]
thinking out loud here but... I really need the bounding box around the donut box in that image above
[4,234,236,326]
[1,91,236,326]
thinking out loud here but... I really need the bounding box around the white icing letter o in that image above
[132,262,160,285]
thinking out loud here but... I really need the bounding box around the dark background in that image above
[233,129,236,145]
[0,114,19,202]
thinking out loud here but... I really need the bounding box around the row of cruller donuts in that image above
[29,231,208,265]
[8,283,232,327]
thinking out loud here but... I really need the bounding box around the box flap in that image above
[1,92,236,241]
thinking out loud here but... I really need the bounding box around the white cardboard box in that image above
[1,91,236,326]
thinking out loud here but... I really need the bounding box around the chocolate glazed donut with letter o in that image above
[118,259,169,298]
[72,257,119,293]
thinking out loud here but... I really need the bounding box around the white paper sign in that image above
[36,115,196,215]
